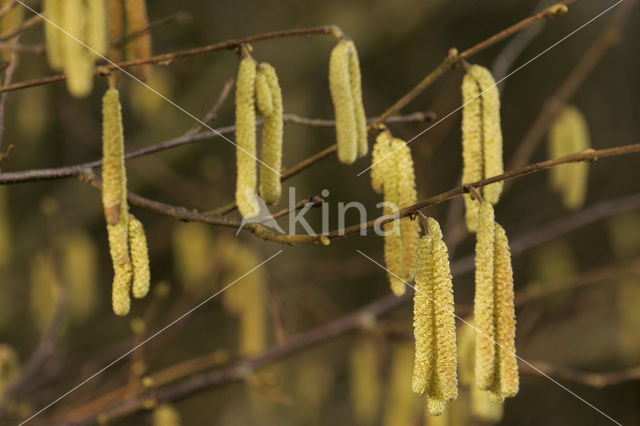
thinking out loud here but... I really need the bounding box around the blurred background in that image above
[0,0,639,425]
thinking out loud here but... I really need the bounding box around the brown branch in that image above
[520,361,640,388]
[185,77,235,135]
[508,0,636,170]
[111,12,190,48]
[0,26,340,94]
[0,42,44,54]
[69,143,640,245]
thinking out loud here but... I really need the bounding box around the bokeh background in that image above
[0,0,639,425]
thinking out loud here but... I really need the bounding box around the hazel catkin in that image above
[108,0,124,61]
[370,130,392,194]
[86,0,108,56]
[473,201,496,389]
[44,0,65,70]
[254,70,273,117]
[461,71,483,232]
[329,40,357,164]
[257,63,284,205]
[548,105,590,210]
[235,57,259,218]
[128,215,150,299]
[345,40,368,158]
[124,0,152,80]
[62,0,94,97]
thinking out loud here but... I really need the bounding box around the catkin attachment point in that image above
[549,3,569,16]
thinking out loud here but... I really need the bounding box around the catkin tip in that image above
[129,215,150,299]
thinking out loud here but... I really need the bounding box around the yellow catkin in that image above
[62,0,94,97]
[60,230,98,322]
[492,223,518,398]
[412,235,434,395]
[329,40,357,164]
[152,404,181,426]
[235,58,259,218]
[124,0,152,80]
[345,40,368,158]
[257,63,284,205]
[370,130,392,194]
[128,215,150,299]
[254,70,273,117]
[548,105,590,210]
[381,147,405,296]
[107,0,124,61]
[349,335,381,425]
[461,72,483,232]
[394,138,420,281]
[0,0,23,61]
[383,344,421,426]
[173,222,213,295]
[473,201,496,389]
[469,65,503,205]
[86,0,108,56]
[44,0,64,70]
[102,88,132,316]
[0,344,19,399]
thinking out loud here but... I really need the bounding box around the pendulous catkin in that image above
[102,88,132,315]
[128,215,150,299]
[345,40,368,158]
[329,40,357,164]
[107,0,124,61]
[548,105,590,210]
[257,63,284,205]
[62,0,94,97]
[123,0,152,80]
[461,65,504,231]
[412,218,458,416]
[44,0,65,70]
[371,130,420,296]
[473,201,496,389]
[235,57,260,218]
[86,0,108,57]
[254,70,273,117]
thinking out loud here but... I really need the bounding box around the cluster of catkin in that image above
[108,0,153,80]
[44,0,108,97]
[473,201,519,402]
[371,128,420,296]
[234,55,284,218]
[412,217,458,415]
[548,105,591,210]
[329,38,368,164]
[460,65,504,232]
[102,87,150,316]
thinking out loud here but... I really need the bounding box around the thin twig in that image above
[0,12,42,41]
[185,77,235,135]
[520,361,640,388]
[111,12,191,48]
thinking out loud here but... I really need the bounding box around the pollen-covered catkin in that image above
[102,88,132,316]
[124,0,152,80]
[329,40,357,164]
[492,223,519,398]
[345,40,368,158]
[128,215,150,299]
[62,0,94,97]
[254,70,273,117]
[412,235,434,396]
[257,63,284,205]
[108,0,124,61]
[44,0,64,70]
[235,58,259,218]
[474,201,496,389]
[370,130,392,194]
[461,72,483,232]
[86,0,108,56]
[394,138,420,281]
[470,65,504,205]
[548,105,590,210]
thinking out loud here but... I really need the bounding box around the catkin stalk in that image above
[492,223,518,398]
[345,40,368,158]
[257,63,284,205]
[124,0,152,80]
[329,40,357,164]
[102,88,132,315]
[473,201,496,389]
[235,58,259,218]
[470,65,504,205]
[62,0,94,97]
[461,72,483,232]
[128,215,150,298]
[349,336,381,425]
